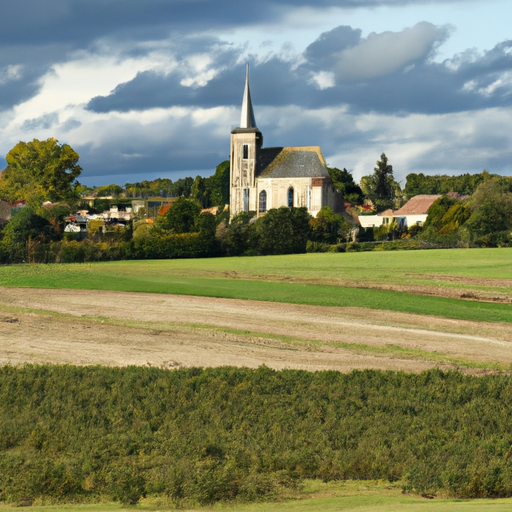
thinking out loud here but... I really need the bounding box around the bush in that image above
[3,366,512,503]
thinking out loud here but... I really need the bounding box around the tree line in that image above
[1,139,512,264]
[0,196,353,263]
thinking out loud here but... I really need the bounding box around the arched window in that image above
[259,190,267,213]
[287,187,294,208]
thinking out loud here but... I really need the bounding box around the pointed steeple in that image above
[240,64,257,129]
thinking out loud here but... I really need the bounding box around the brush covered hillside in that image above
[2,365,512,506]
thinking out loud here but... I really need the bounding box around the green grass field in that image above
[1,248,511,323]
[2,479,512,512]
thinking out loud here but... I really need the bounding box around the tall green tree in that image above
[327,167,363,204]
[0,138,82,208]
[191,160,230,208]
[360,153,399,212]
[207,160,230,208]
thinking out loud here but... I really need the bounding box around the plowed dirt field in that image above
[1,287,511,374]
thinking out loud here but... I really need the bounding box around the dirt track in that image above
[1,287,511,374]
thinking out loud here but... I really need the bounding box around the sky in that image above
[1,0,512,187]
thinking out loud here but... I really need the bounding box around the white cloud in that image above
[179,54,218,87]
[310,71,336,89]
[462,80,477,92]
[335,22,447,80]
[0,65,23,85]
[479,79,503,96]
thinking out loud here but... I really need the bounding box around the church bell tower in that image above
[230,65,263,218]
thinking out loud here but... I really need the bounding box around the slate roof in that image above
[393,194,441,216]
[256,146,329,179]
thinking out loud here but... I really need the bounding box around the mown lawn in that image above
[1,248,512,323]
[3,493,512,512]
[2,247,512,285]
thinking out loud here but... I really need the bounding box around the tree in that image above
[465,180,512,243]
[255,207,311,255]
[191,176,208,207]
[309,206,351,244]
[327,167,363,204]
[156,197,201,233]
[360,153,399,212]
[420,195,470,243]
[95,184,124,197]
[190,161,230,208]
[0,138,82,209]
[404,170,500,199]
[221,211,257,256]
[207,160,230,208]
[0,207,58,263]
[422,196,459,232]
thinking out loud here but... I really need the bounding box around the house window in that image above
[243,144,249,159]
[259,190,267,213]
[306,185,311,210]
[243,188,250,212]
[287,187,294,208]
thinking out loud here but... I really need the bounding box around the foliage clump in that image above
[0,138,82,209]
[2,366,512,505]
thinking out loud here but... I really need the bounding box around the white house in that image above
[358,195,442,229]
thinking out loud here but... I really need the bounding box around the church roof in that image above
[256,146,329,179]
[240,64,257,129]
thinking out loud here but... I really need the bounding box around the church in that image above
[230,66,342,219]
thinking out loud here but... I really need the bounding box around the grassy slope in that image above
[2,494,512,512]
[1,248,511,323]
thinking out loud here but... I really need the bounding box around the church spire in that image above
[240,64,257,129]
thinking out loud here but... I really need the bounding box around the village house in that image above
[230,66,342,219]
[358,194,442,229]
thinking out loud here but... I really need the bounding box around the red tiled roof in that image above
[159,204,171,216]
[393,195,441,216]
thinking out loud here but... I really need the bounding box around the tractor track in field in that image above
[1,287,512,374]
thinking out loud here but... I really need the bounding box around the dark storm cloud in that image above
[0,75,41,111]
[304,26,363,69]
[86,23,512,117]
[0,0,464,46]
[0,0,477,112]
[76,115,229,182]
[21,113,60,132]
[86,52,307,113]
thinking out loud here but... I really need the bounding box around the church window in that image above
[287,187,294,208]
[259,190,267,213]
[243,189,250,212]
[243,144,249,159]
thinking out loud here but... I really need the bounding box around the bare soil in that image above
[1,287,511,374]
